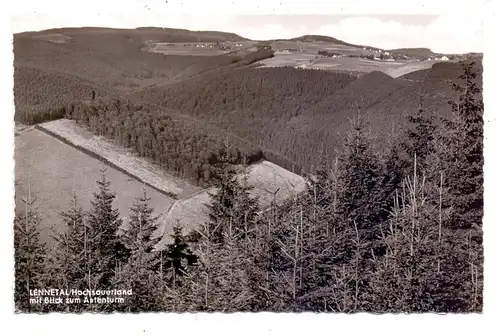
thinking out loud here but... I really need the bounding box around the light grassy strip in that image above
[37,119,198,199]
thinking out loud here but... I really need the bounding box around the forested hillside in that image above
[13,28,272,124]
[14,66,116,124]
[18,26,248,42]
[14,59,483,312]
[135,62,475,170]
[63,98,265,185]
[14,28,479,176]
[14,35,240,90]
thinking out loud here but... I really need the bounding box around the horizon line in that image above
[12,25,483,55]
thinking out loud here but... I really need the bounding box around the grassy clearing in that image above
[38,119,199,198]
[385,60,440,78]
[258,51,439,77]
[258,53,316,68]
[245,160,307,206]
[254,40,443,76]
[154,188,217,248]
[154,160,307,247]
[14,129,175,245]
[148,45,227,56]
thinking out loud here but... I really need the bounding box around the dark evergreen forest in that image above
[63,98,266,185]
[14,60,484,312]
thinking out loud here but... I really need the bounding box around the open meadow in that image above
[38,119,199,198]
[245,160,306,206]
[14,128,176,244]
[253,39,446,77]
[258,51,440,77]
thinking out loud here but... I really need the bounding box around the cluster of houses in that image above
[371,51,396,61]
[429,55,450,61]
[317,49,397,62]
[318,48,451,62]
[276,48,299,53]
[192,42,245,49]
[194,43,214,48]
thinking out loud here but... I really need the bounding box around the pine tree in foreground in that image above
[49,192,87,288]
[336,112,386,239]
[205,143,259,245]
[122,189,160,253]
[162,222,198,288]
[14,188,47,312]
[112,190,163,312]
[441,59,484,229]
[111,241,164,312]
[175,147,262,311]
[45,191,91,312]
[368,152,483,313]
[401,100,437,176]
[368,157,445,312]
[181,220,255,312]
[86,169,128,288]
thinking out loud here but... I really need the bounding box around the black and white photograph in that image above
[3,0,496,323]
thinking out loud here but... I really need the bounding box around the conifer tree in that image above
[441,59,484,229]
[381,142,405,201]
[336,112,385,236]
[49,192,87,290]
[377,122,408,222]
[206,143,259,245]
[265,200,307,311]
[112,191,163,312]
[162,222,198,287]
[308,151,338,210]
[368,158,446,312]
[112,246,164,312]
[14,188,47,312]
[402,100,437,175]
[183,221,254,312]
[122,189,160,253]
[86,169,128,287]
[180,143,262,310]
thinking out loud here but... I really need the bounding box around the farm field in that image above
[268,40,367,54]
[384,61,440,78]
[14,128,176,245]
[38,119,199,198]
[258,51,441,77]
[250,39,448,77]
[258,52,317,68]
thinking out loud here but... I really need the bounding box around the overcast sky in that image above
[10,0,485,53]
